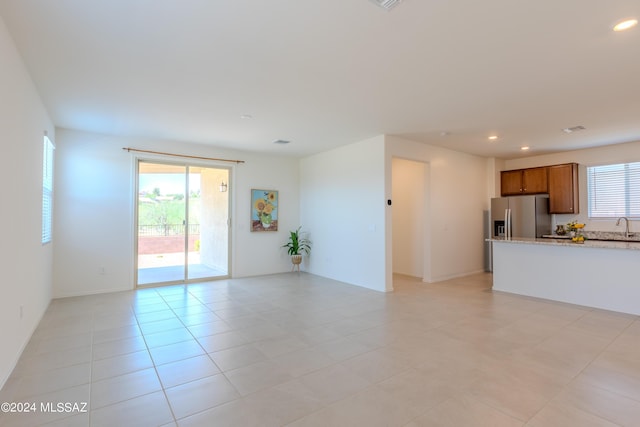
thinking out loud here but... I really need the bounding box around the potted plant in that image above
[282,226,311,269]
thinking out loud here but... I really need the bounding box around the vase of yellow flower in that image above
[260,199,275,228]
[567,221,585,243]
[261,211,273,229]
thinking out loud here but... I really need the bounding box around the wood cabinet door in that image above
[522,167,548,194]
[501,170,523,195]
[549,163,579,214]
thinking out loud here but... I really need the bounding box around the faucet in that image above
[616,217,632,238]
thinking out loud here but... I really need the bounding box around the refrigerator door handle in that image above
[504,209,507,239]
[509,209,512,239]
[505,208,511,240]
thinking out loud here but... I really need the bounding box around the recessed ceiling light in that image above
[240,114,253,119]
[488,135,498,140]
[521,146,530,151]
[273,139,291,144]
[613,19,638,32]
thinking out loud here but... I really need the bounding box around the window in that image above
[587,162,640,218]
[42,135,55,244]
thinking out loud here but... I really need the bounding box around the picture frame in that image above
[251,189,278,231]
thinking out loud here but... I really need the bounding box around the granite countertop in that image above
[488,236,640,251]
[542,231,640,242]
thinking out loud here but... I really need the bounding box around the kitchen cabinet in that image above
[500,163,579,214]
[500,167,548,196]
[500,170,524,195]
[548,163,579,214]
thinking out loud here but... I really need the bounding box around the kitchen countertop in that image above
[490,237,640,315]
[488,236,640,251]
[543,231,640,242]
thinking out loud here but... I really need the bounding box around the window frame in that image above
[587,161,640,219]
[42,135,55,244]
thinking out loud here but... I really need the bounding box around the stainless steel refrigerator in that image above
[491,195,551,239]
[486,195,551,271]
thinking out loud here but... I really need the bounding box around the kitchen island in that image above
[489,237,640,315]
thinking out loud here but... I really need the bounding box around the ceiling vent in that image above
[370,0,403,11]
[562,125,586,134]
[273,139,291,144]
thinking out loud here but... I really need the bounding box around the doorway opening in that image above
[135,160,230,286]
[391,158,429,282]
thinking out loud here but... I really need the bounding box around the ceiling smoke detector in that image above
[562,125,586,134]
[370,0,403,11]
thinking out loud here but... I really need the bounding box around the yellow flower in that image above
[263,203,274,214]
[574,223,585,229]
[267,192,276,203]
[254,199,266,212]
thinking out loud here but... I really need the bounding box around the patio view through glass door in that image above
[136,161,229,286]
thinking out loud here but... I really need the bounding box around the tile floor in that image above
[1,272,639,426]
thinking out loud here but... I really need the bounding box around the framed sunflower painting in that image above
[251,189,278,231]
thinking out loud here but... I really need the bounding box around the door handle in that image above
[504,209,508,239]
[504,208,512,240]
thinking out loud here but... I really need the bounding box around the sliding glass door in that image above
[136,161,229,286]
[186,165,229,281]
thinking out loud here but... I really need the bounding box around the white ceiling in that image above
[1,0,639,159]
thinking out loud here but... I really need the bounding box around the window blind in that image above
[587,162,640,218]
[42,136,54,244]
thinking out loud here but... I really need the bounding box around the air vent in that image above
[370,0,403,11]
[273,139,291,144]
[562,125,586,134]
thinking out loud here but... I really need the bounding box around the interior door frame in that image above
[133,156,233,287]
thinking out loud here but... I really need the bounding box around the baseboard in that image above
[424,269,486,284]
[52,286,133,299]
[0,298,51,391]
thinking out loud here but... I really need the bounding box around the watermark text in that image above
[1,401,88,413]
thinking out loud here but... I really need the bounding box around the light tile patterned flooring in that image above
[1,273,639,426]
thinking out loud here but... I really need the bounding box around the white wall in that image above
[391,158,425,278]
[385,136,489,283]
[300,136,387,292]
[53,129,300,297]
[503,140,640,232]
[487,157,505,199]
[0,17,55,388]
